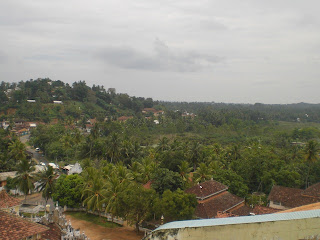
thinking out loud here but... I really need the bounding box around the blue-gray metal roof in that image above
[155,209,320,231]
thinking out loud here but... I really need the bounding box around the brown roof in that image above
[41,223,62,240]
[142,108,157,113]
[195,191,244,218]
[302,182,320,198]
[185,180,228,199]
[252,205,280,215]
[230,204,252,216]
[0,190,21,209]
[268,185,320,208]
[216,211,238,218]
[0,211,48,240]
[143,180,152,190]
[117,116,133,121]
[278,202,320,213]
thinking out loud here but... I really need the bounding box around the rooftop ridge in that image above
[155,209,320,231]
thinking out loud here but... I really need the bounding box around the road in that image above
[20,134,49,165]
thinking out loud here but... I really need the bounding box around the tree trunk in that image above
[305,163,311,189]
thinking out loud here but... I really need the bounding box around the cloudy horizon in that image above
[1,0,320,104]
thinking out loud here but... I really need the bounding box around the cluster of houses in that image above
[0,119,38,136]
[184,179,320,219]
[0,189,89,240]
[144,180,320,240]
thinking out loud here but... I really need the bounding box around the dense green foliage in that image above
[1,78,320,229]
[52,174,84,208]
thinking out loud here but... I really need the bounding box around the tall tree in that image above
[304,140,319,188]
[82,176,107,215]
[14,159,35,202]
[35,165,57,205]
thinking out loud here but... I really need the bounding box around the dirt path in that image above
[65,213,144,240]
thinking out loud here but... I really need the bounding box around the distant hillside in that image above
[0,78,160,122]
[1,78,320,124]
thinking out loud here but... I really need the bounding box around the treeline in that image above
[163,101,320,124]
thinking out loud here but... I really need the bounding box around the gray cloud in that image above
[0,51,8,64]
[1,0,320,103]
[97,39,222,72]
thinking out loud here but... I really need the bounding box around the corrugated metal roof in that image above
[155,209,320,231]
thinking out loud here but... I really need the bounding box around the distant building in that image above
[117,116,133,122]
[53,101,63,104]
[268,183,320,210]
[69,162,83,175]
[142,108,164,116]
[27,99,36,103]
[185,180,250,218]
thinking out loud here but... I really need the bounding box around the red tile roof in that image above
[143,180,152,190]
[195,191,244,218]
[302,182,320,198]
[41,223,62,240]
[117,116,133,121]
[142,108,157,113]
[230,204,252,216]
[185,180,228,199]
[0,211,48,240]
[252,205,280,215]
[0,190,21,209]
[268,185,320,208]
[216,211,238,218]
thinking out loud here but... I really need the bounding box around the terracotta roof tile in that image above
[195,191,244,218]
[0,211,48,240]
[185,180,228,199]
[268,185,320,208]
[0,190,21,209]
[252,205,280,215]
[41,223,61,240]
[117,116,133,121]
[302,182,320,198]
[230,204,252,216]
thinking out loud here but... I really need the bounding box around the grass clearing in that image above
[66,212,122,228]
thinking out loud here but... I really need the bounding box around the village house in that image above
[268,183,320,210]
[0,211,49,240]
[142,108,164,117]
[117,116,133,122]
[62,162,83,175]
[185,180,250,218]
[0,190,21,213]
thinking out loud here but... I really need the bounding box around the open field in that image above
[65,212,144,240]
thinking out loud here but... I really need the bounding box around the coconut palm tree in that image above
[188,141,202,171]
[193,162,213,183]
[35,165,57,205]
[104,174,128,220]
[8,140,26,161]
[82,176,107,215]
[14,159,35,202]
[304,140,319,188]
[106,133,121,163]
[178,160,192,184]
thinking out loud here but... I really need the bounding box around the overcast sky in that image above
[1,0,320,104]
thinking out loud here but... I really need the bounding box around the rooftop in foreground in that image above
[155,209,320,231]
